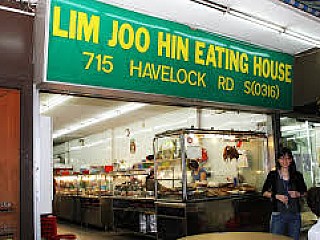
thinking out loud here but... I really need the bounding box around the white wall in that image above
[34,90,54,240]
[40,116,53,214]
[54,108,198,171]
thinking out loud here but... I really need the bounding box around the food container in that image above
[104,165,113,173]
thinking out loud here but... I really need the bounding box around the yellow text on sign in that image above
[253,57,292,83]
[244,80,280,99]
[157,32,189,61]
[218,76,234,91]
[52,6,100,44]
[82,52,114,74]
[107,20,150,53]
[129,60,206,87]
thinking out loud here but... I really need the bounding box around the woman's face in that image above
[278,153,292,169]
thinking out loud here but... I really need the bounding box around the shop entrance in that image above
[39,92,274,239]
[0,88,20,240]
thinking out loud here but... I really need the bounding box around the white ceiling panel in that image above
[40,93,180,144]
[100,0,320,54]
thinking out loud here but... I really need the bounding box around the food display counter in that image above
[53,170,151,230]
[112,196,156,237]
[53,128,274,239]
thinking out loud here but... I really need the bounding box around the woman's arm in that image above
[200,171,207,181]
[289,172,307,198]
[194,170,207,187]
[263,191,272,198]
[262,171,274,197]
[262,171,285,202]
[263,189,289,204]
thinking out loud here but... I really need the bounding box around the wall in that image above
[0,7,34,240]
[0,8,33,80]
[54,108,198,171]
[294,50,320,113]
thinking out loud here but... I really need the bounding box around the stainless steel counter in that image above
[54,193,272,240]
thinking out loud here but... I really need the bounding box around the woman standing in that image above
[188,160,207,186]
[262,147,307,240]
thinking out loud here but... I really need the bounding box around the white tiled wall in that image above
[54,108,198,171]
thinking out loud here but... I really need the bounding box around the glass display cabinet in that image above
[153,128,269,202]
[78,174,113,197]
[55,170,151,198]
[112,169,150,198]
[153,128,272,238]
[55,174,114,197]
[55,175,79,196]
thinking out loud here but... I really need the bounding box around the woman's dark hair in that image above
[307,187,320,217]
[276,147,297,179]
[188,160,199,170]
[146,155,154,160]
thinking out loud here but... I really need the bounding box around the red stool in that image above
[51,234,77,240]
[41,215,57,239]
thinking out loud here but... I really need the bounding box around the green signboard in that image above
[47,0,293,110]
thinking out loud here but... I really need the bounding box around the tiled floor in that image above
[57,222,149,240]
[57,222,309,240]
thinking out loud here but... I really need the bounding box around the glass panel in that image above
[155,135,183,201]
[280,118,315,188]
[154,129,269,201]
[0,88,20,239]
[280,118,320,230]
[314,123,320,186]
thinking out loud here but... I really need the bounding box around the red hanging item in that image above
[201,148,208,162]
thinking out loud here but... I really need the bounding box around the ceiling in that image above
[101,0,320,55]
[40,93,269,145]
[5,0,319,53]
[40,93,181,144]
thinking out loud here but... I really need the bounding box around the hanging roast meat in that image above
[223,146,240,161]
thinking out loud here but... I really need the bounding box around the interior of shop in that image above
[39,92,320,239]
[281,118,320,188]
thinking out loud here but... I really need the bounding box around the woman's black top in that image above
[262,170,307,213]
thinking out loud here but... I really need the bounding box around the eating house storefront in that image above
[32,0,299,239]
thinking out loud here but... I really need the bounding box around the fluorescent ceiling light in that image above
[40,95,73,114]
[0,4,35,16]
[281,125,304,132]
[53,102,146,139]
[69,139,106,151]
[229,10,284,33]
[284,29,320,46]
[189,0,320,47]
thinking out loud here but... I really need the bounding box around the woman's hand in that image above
[288,191,301,198]
[276,194,289,204]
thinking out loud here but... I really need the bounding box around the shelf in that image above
[157,178,182,181]
[157,166,177,170]
[0,231,15,238]
[156,214,186,220]
[0,210,14,213]
[156,158,181,163]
